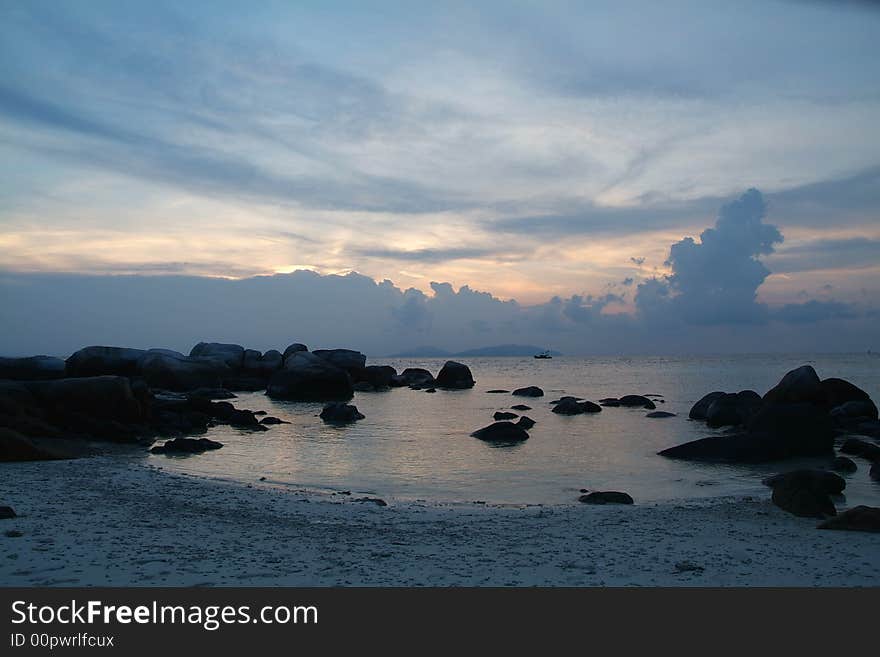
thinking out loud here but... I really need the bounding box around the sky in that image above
[1,0,879,356]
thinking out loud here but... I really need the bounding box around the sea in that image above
[151,353,880,507]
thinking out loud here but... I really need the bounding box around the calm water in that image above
[151,354,880,506]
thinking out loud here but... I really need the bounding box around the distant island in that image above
[388,344,563,358]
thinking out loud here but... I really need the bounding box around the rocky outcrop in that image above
[578,491,634,505]
[689,391,725,420]
[319,402,365,424]
[0,356,66,381]
[513,386,544,397]
[705,390,761,428]
[360,365,397,389]
[493,411,517,421]
[0,428,69,462]
[66,346,146,377]
[139,353,224,392]
[266,352,353,401]
[282,343,309,363]
[618,395,656,410]
[763,365,824,405]
[471,421,529,443]
[189,343,245,369]
[151,437,223,454]
[435,361,475,389]
[312,349,366,375]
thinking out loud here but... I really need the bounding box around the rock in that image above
[872,462,880,482]
[25,376,143,422]
[618,395,655,409]
[513,386,544,397]
[470,421,529,442]
[65,346,146,377]
[820,377,873,409]
[552,398,602,415]
[424,388,436,393]
[140,353,225,392]
[361,365,397,388]
[600,399,621,407]
[0,356,66,381]
[763,469,846,495]
[259,416,289,425]
[646,411,676,418]
[188,388,236,400]
[189,342,245,369]
[689,391,725,420]
[352,382,375,392]
[516,416,536,430]
[765,469,841,518]
[493,411,518,421]
[435,361,475,389]
[839,437,880,461]
[705,390,762,428]
[282,343,309,363]
[0,506,15,519]
[0,428,68,462]
[266,352,353,401]
[312,349,366,375]
[151,437,223,454]
[674,561,704,573]
[242,349,283,376]
[746,402,835,453]
[763,365,823,405]
[578,491,634,505]
[393,368,435,388]
[818,505,880,533]
[319,402,365,424]
[855,420,880,438]
[486,389,510,394]
[831,400,879,422]
[511,404,532,411]
[830,456,857,473]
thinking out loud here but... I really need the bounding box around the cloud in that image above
[353,246,517,264]
[767,236,880,273]
[772,299,858,324]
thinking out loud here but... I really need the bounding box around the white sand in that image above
[1,455,878,586]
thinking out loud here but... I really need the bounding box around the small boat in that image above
[534,350,552,359]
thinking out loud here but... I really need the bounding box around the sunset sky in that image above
[1,0,879,355]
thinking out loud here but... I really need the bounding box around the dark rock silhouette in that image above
[830,456,857,473]
[319,402,365,424]
[361,365,397,389]
[511,404,532,411]
[0,428,69,462]
[513,386,544,397]
[190,342,245,369]
[552,398,602,415]
[282,343,309,363]
[705,390,761,428]
[66,346,147,377]
[266,352,353,401]
[818,506,880,533]
[579,491,634,504]
[151,437,223,454]
[618,395,655,409]
[259,416,289,425]
[435,361,475,389]
[762,364,823,405]
[312,349,366,375]
[765,469,841,518]
[0,505,16,519]
[470,421,529,442]
[393,368,435,388]
[0,356,66,381]
[493,411,517,420]
[486,389,510,394]
[689,391,725,420]
[646,411,676,418]
[516,416,536,429]
[140,352,224,392]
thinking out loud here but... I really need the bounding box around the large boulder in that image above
[319,402,365,424]
[435,361,475,389]
[820,377,872,409]
[0,356,66,381]
[839,437,880,461]
[25,376,143,422]
[618,395,656,409]
[831,400,878,422]
[470,421,529,443]
[361,365,397,388]
[140,353,224,392]
[266,352,353,401]
[818,506,880,533]
[762,365,823,405]
[242,349,283,376]
[705,390,761,428]
[689,391,725,420]
[312,349,367,375]
[578,491,634,505]
[763,469,845,496]
[392,368,435,388]
[0,428,68,462]
[746,402,834,453]
[765,469,843,518]
[282,343,309,363]
[66,346,146,377]
[189,343,245,369]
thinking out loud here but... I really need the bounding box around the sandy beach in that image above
[2,454,878,587]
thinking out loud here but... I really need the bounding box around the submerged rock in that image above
[493,411,518,421]
[511,404,532,411]
[513,386,544,397]
[151,437,224,454]
[552,398,602,415]
[818,506,880,533]
[486,389,510,394]
[830,456,857,473]
[259,416,289,425]
[646,411,676,418]
[435,361,475,389]
[470,421,529,442]
[578,491,634,505]
[319,402,365,424]
[0,505,16,519]
[618,395,656,410]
